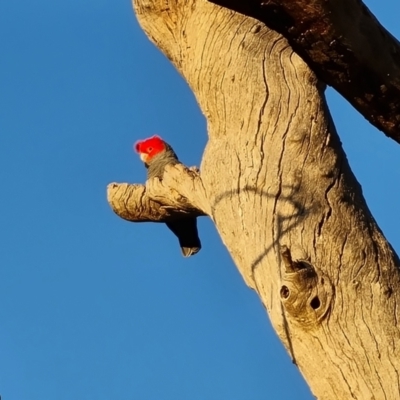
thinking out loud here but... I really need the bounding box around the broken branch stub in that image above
[107,164,209,223]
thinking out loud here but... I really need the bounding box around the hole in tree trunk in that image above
[310,296,321,309]
[280,285,290,299]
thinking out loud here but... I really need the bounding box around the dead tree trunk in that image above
[109,1,400,398]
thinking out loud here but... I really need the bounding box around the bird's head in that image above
[134,135,166,164]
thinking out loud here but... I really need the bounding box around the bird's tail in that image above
[166,218,202,258]
[181,246,201,258]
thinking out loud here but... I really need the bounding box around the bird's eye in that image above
[148,147,153,152]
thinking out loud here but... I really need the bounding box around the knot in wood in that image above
[280,252,333,329]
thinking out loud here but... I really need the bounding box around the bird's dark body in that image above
[165,218,201,257]
[145,141,201,257]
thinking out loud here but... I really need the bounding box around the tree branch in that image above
[107,164,210,223]
[208,0,400,143]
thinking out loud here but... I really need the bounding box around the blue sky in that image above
[1,1,399,399]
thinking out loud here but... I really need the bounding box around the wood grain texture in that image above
[129,0,400,398]
[107,164,208,222]
[208,0,400,144]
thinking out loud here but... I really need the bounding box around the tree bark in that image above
[108,165,208,223]
[207,0,400,144]
[119,0,400,398]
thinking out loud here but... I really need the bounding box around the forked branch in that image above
[208,0,400,143]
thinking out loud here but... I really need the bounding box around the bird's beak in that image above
[140,153,148,163]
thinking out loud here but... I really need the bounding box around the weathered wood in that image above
[208,0,400,144]
[129,0,400,398]
[107,164,209,223]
